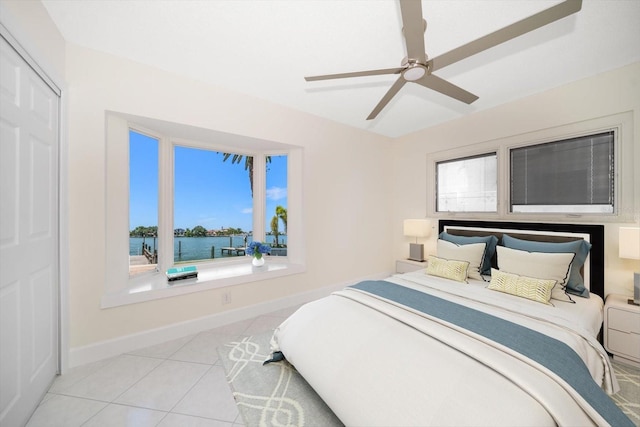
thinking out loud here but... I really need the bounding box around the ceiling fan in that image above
[305,0,582,120]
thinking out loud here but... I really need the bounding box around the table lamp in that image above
[403,219,431,262]
[619,226,640,305]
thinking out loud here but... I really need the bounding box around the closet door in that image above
[0,33,60,427]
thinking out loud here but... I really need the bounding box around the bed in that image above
[270,220,634,427]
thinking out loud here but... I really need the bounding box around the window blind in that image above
[510,131,614,212]
[437,153,497,212]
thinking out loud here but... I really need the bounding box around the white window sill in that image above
[101,257,305,309]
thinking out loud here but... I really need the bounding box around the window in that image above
[129,131,159,276]
[132,143,292,271]
[510,131,614,213]
[266,155,288,255]
[173,147,254,264]
[105,113,304,307]
[429,113,632,221]
[436,153,497,212]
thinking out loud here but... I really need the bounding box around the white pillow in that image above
[496,246,575,302]
[437,239,486,281]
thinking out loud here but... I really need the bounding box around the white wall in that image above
[0,0,65,79]
[392,62,640,297]
[64,43,393,352]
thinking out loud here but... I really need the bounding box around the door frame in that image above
[0,16,68,374]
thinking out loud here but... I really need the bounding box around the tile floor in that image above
[24,303,640,427]
[26,305,301,427]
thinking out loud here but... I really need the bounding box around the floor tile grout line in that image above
[167,409,238,425]
[40,391,113,405]
[165,363,215,415]
[124,333,198,360]
[166,364,245,424]
[103,354,170,405]
[110,358,216,414]
[48,356,119,394]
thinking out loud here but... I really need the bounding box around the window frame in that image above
[428,144,503,220]
[104,113,304,308]
[428,112,635,223]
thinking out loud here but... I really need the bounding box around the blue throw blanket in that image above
[349,280,632,427]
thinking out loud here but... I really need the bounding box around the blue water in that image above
[130,235,287,262]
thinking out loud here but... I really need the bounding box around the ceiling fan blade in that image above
[305,67,404,82]
[430,0,582,72]
[367,76,407,120]
[399,0,426,63]
[416,74,479,104]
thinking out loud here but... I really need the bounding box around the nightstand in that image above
[604,293,640,367]
[396,259,427,274]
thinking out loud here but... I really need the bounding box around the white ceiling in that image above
[42,0,640,138]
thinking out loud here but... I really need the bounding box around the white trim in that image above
[512,205,614,214]
[101,259,306,308]
[253,153,267,240]
[73,272,390,368]
[58,87,69,374]
[105,115,131,296]
[427,111,635,223]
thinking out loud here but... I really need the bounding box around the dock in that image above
[130,255,149,265]
[220,247,246,256]
[129,255,156,276]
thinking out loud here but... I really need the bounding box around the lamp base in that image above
[633,272,640,305]
[408,243,425,262]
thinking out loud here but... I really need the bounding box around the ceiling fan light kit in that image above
[402,65,427,82]
[305,0,583,120]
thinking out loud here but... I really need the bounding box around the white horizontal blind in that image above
[510,131,614,213]
[437,153,497,212]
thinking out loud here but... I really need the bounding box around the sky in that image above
[129,130,287,233]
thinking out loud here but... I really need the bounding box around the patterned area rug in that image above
[218,331,343,427]
[610,360,640,427]
[219,331,640,427]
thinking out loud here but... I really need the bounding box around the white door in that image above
[0,33,60,427]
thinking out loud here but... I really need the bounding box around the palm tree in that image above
[221,154,271,196]
[270,215,280,247]
[276,205,287,234]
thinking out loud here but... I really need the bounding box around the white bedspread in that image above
[271,273,619,427]
[398,270,605,339]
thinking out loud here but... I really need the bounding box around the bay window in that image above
[105,113,302,307]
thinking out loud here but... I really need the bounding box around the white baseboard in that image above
[67,272,389,369]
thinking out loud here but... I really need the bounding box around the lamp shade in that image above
[403,219,431,238]
[619,227,640,260]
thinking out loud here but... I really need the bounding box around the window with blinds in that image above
[510,131,614,213]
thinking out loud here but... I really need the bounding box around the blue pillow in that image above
[502,234,592,297]
[439,232,498,276]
